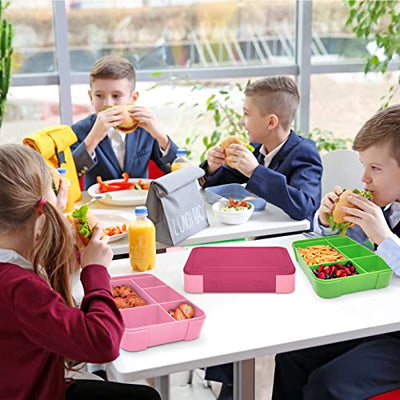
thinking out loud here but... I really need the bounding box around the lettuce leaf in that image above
[71,205,91,238]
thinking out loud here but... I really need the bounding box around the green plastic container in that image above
[292,235,393,298]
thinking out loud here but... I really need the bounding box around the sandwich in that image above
[328,189,373,236]
[70,204,102,247]
[114,104,139,133]
[49,166,62,195]
[219,136,255,168]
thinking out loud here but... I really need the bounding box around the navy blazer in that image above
[71,114,178,189]
[200,130,322,227]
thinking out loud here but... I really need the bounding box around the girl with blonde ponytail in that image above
[0,144,160,400]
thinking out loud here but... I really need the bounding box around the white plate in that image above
[87,178,151,206]
[90,210,132,243]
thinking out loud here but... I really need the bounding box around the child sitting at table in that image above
[272,104,400,400]
[71,55,178,189]
[200,76,323,227]
[201,76,323,400]
[0,144,161,400]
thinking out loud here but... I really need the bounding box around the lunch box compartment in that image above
[110,279,155,305]
[292,236,392,298]
[110,274,206,351]
[130,274,165,289]
[145,285,186,303]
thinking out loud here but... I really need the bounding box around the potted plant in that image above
[0,0,13,128]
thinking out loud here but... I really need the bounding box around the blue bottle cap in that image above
[135,206,147,215]
[57,167,66,176]
[177,148,187,155]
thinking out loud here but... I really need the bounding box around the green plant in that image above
[344,0,400,108]
[304,128,351,153]
[191,82,250,162]
[0,0,13,128]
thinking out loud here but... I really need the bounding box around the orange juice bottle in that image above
[129,206,156,272]
[57,168,74,213]
[171,149,190,172]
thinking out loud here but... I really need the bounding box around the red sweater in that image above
[0,263,124,400]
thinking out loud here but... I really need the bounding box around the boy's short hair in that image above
[90,55,136,90]
[244,76,299,131]
[353,104,400,165]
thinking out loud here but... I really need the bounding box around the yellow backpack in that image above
[23,125,82,211]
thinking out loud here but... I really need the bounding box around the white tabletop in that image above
[107,233,400,382]
[79,191,310,254]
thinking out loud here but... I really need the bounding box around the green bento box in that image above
[292,235,393,298]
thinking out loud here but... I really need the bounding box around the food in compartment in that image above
[313,261,358,280]
[297,244,346,266]
[168,303,195,320]
[112,284,147,309]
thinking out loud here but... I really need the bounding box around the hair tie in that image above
[36,197,47,214]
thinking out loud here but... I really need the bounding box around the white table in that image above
[79,191,310,255]
[106,234,400,399]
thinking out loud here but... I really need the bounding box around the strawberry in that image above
[173,308,186,320]
[178,303,195,319]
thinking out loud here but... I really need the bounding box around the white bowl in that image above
[212,201,254,225]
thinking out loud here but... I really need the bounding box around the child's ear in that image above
[88,89,93,103]
[131,91,139,102]
[267,114,279,130]
[34,214,46,244]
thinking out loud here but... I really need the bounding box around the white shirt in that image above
[387,202,400,229]
[107,128,126,170]
[259,138,288,168]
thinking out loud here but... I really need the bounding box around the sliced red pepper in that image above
[96,176,134,193]
[121,172,130,183]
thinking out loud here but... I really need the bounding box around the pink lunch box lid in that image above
[183,246,295,293]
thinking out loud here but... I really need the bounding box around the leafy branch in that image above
[344,0,400,107]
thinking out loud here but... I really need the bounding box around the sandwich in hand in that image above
[328,188,373,236]
[49,166,62,195]
[219,136,255,168]
[70,204,103,248]
[114,104,140,133]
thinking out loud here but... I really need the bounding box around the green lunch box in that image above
[292,235,393,298]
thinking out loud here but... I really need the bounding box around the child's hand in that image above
[319,186,343,226]
[79,225,113,269]
[84,108,125,154]
[56,178,68,212]
[341,194,392,245]
[206,146,225,175]
[225,143,258,177]
[130,106,169,150]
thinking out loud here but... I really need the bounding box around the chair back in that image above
[321,149,364,196]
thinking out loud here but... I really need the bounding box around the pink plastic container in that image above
[183,247,296,293]
[110,274,206,351]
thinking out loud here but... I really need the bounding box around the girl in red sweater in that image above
[0,144,160,400]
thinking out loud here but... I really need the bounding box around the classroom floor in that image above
[109,355,275,400]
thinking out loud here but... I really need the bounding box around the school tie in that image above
[387,202,400,230]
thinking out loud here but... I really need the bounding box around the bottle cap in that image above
[176,148,187,155]
[57,167,67,176]
[135,206,148,215]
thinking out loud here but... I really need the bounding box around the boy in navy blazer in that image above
[273,105,400,400]
[200,76,322,228]
[200,76,322,400]
[71,55,178,189]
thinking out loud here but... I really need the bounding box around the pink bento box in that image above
[110,274,206,351]
[183,247,296,293]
